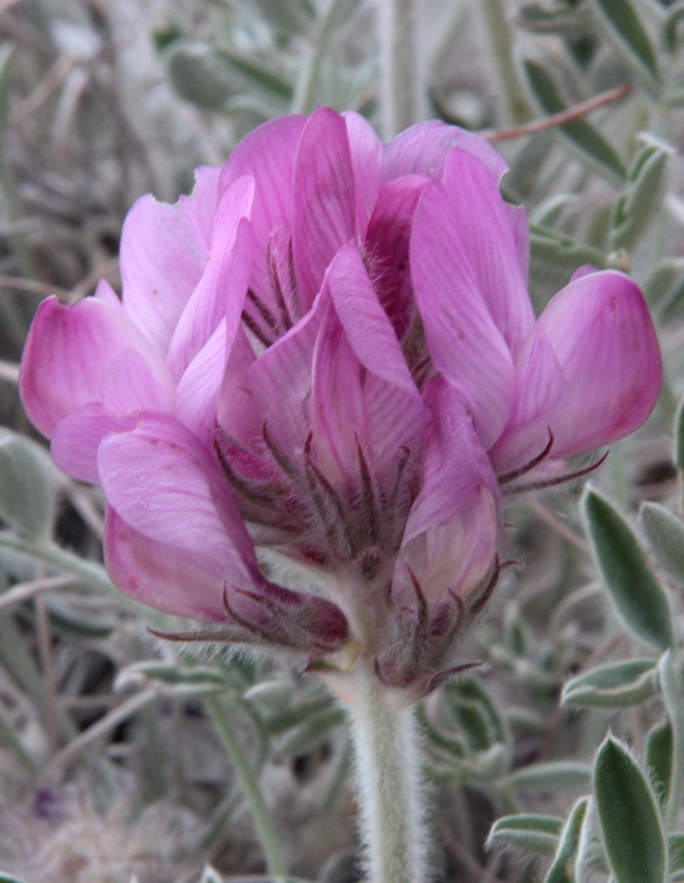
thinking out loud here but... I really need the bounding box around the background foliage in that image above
[0,0,682,881]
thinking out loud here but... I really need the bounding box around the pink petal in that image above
[105,505,233,622]
[101,349,174,415]
[174,318,229,445]
[535,270,662,457]
[167,176,254,378]
[51,405,137,484]
[97,413,258,575]
[488,324,567,474]
[364,175,427,340]
[19,295,167,438]
[381,120,509,184]
[410,182,515,449]
[292,108,357,308]
[441,149,535,354]
[397,379,500,604]
[318,244,428,477]
[120,167,220,353]
[343,110,383,238]
[219,115,306,304]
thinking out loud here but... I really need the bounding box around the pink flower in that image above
[20,109,662,695]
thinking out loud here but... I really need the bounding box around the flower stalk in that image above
[377,0,424,137]
[347,662,429,883]
[205,696,288,879]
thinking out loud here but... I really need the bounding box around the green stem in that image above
[378,0,424,138]
[347,662,429,883]
[205,695,288,879]
[480,0,532,125]
[292,0,348,114]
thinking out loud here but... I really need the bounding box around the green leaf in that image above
[523,59,627,185]
[561,658,658,707]
[640,502,684,584]
[272,705,345,754]
[594,737,667,883]
[663,1,684,53]
[487,814,563,856]
[0,434,56,540]
[518,3,594,32]
[115,661,231,697]
[609,136,670,250]
[670,833,684,879]
[646,719,673,807]
[582,486,675,651]
[502,762,592,793]
[167,42,238,110]
[544,797,589,883]
[0,873,31,883]
[587,0,661,90]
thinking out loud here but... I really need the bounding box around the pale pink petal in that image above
[310,257,429,491]
[410,182,515,449]
[441,150,535,353]
[19,296,166,438]
[97,414,258,575]
[93,277,122,307]
[101,349,174,415]
[292,108,356,308]
[174,318,228,445]
[167,176,254,378]
[381,120,509,184]
[105,506,233,622]
[120,168,220,353]
[534,270,662,456]
[343,110,383,238]
[327,242,419,398]
[488,325,566,474]
[51,405,137,484]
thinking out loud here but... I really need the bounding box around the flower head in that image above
[20,109,662,697]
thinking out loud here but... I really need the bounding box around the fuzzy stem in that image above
[378,0,424,138]
[205,696,288,879]
[347,662,429,883]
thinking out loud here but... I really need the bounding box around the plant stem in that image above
[377,0,424,138]
[205,695,288,880]
[347,662,429,883]
[480,0,532,126]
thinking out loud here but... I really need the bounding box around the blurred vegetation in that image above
[0,0,683,881]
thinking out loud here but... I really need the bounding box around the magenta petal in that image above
[488,324,567,474]
[292,108,357,308]
[120,167,220,353]
[381,120,509,184]
[534,270,662,456]
[410,182,515,449]
[19,295,165,438]
[167,176,254,378]
[441,150,535,353]
[365,175,427,339]
[51,405,137,484]
[97,414,258,575]
[343,111,383,238]
[105,506,232,622]
[398,379,500,603]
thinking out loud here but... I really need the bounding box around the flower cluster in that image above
[20,108,661,697]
